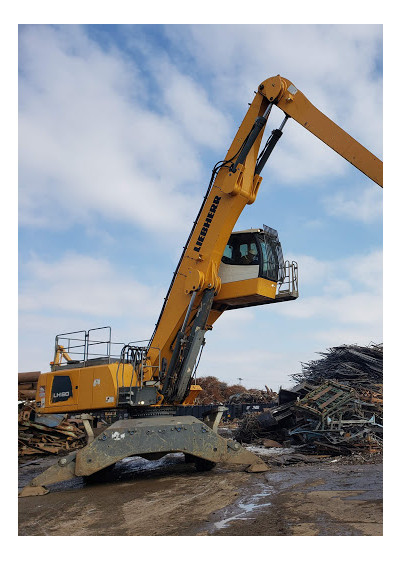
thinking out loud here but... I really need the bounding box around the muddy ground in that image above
[18,448,382,536]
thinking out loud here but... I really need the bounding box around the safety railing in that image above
[116,344,161,406]
[276,260,299,300]
[51,327,127,370]
[115,343,159,388]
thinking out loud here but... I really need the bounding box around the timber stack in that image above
[18,371,40,401]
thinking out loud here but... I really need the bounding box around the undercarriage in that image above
[19,411,268,497]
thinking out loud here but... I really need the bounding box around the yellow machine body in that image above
[36,363,130,414]
[214,277,277,309]
[36,362,203,414]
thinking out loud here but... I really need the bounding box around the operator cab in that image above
[214,225,298,310]
[219,225,283,285]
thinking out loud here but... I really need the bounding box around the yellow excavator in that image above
[20,75,382,496]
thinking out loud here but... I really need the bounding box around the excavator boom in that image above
[260,75,382,187]
[148,74,383,403]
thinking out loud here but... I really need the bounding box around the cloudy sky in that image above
[18,24,383,390]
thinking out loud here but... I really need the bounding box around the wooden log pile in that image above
[18,371,40,401]
[18,403,87,457]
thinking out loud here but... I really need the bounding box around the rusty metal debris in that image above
[18,402,87,457]
[235,343,383,456]
[292,343,383,392]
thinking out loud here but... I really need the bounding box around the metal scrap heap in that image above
[235,343,383,456]
[18,403,87,457]
[292,343,383,393]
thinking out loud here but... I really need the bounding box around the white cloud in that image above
[18,251,168,372]
[265,121,349,185]
[18,25,231,233]
[278,249,382,333]
[153,59,232,149]
[165,24,382,186]
[347,249,383,288]
[312,326,382,349]
[285,253,332,286]
[18,24,382,239]
[171,24,382,135]
[284,292,382,325]
[19,252,163,318]
[322,184,383,223]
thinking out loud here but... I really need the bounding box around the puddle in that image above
[213,482,272,530]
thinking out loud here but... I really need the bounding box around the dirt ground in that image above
[18,450,382,536]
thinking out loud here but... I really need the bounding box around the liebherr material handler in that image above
[20,75,382,496]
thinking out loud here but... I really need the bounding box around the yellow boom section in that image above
[260,76,382,187]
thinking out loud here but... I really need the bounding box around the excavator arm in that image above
[148,75,382,404]
[258,76,382,187]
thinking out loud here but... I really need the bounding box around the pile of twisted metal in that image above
[235,343,383,455]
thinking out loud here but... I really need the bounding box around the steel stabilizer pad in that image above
[19,416,267,495]
[75,416,268,475]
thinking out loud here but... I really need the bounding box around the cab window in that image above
[222,244,234,264]
[237,242,259,265]
[222,235,260,266]
[260,238,279,281]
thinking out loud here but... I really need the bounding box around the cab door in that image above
[47,371,79,411]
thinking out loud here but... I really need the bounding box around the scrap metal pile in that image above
[18,403,87,457]
[292,343,383,395]
[235,343,383,456]
[228,386,277,405]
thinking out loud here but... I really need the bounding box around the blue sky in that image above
[18,24,383,390]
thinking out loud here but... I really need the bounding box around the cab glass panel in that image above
[221,230,282,283]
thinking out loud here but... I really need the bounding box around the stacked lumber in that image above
[18,403,87,457]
